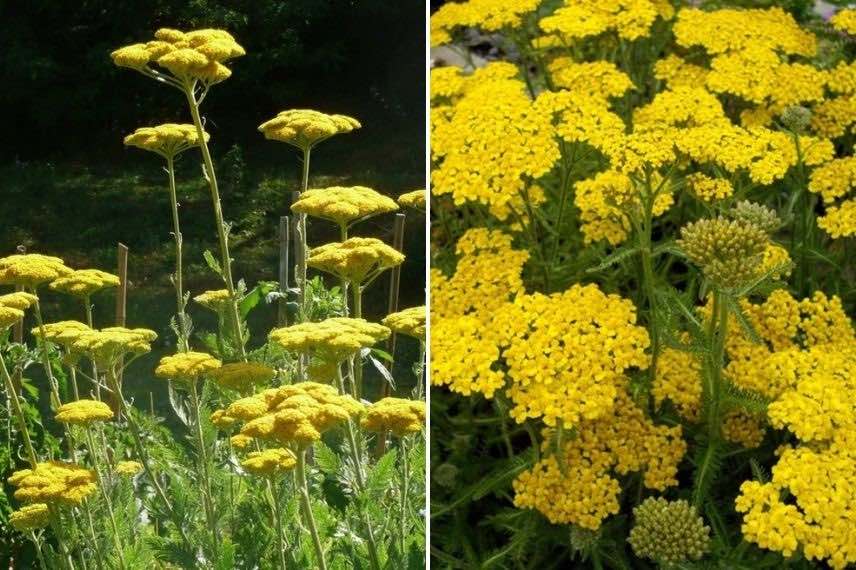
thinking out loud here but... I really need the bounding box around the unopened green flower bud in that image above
[433,463,459,489]
[729,201,781,234]
[678,217,769,288]
[628,497,711,564]
[780,105,812,133]
[569,525,599,553]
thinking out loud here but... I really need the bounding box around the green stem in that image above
[706,291,729,441]
[85,426,126,570]
[28,531,49,570]
[352,285,364,398]
[166,155,190,353]
[398,435,410,555]
[268,478,289,570]
[1,353,38,467]
[189,379,220,552]
[184,86,246,361]
[31,294,63,409]
[83,299,100,400]
[296,448,328,570]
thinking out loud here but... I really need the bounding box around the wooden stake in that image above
[112,243,129,415]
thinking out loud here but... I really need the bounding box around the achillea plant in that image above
[430,1,856,568]
[2,26,425,570]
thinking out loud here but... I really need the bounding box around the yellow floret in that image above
[308,237,404,284]
[361,398,426,436]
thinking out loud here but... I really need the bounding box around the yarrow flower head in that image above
[240,448,297,477]
[8,461,97,506]
[269,318,390,363]
[155,351,222,382]
[193,289,232,311]
[678,217,770,288]
[258,109,360,151]
[49,269,120,298]
[308,237,404,284]
[397,189,426,209]
[124,124,209,158]
[728,201,781,234]
[430,0,540,46]
[32,321,92,351]
[209,362,275,392]
[291,186,398,228]
[9,503,50,532]
[55,399,114,425]
[115,461,143,477]
[830,8,856,36]
[0,292,38,330]
[628,498,711,564]
[0,254,72,288]
[382,306,426,340]
[71,327,157,366]
[111,28,245,86]
[361,397,426,437]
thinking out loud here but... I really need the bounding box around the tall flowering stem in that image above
[0,353,38,467]
[188,378,220,551]
[30,294,63,408]
[296,447,328,570]
[84,425,126,570]
[166,155,190,352]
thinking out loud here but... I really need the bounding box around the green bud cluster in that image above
[780,105,812,133]
[433,463,459,489]
[628,497,711,564]
[569,525,599,553]
[729,200,781,233]
[678,217,769,288]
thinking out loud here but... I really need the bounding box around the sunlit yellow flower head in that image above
[0,254,72,288]
[361,397,426,437]
[830,8,856,35]
[291,186,398,227]
[211,409,237,429]
[539,0,671,43]
[193,289,231,311]
[9,503,50,532]
[0,292,38,330]
[111,28,245,86]
[430,0,540,46]
[398,189,426,209]
[258,109,360,151]
[235,382,364,447]
[382,306,426,340]
[308,237,404,284]
[240,448,297,477]
[55,400,114,425]
[230,434,254,450]
[71,327,157,366]
[155,351,222,382]
[32,321,92,349]
[50,269,120,298]
[210,362,275,392]
[124,124,209,158]
[818,199,856,239]
[8,461,97,506]
[115,461,143,477]
[269,318,390,363]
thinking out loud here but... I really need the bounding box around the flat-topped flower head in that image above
[32,321,92,349]
[55,399,114,425]
[50,269,120,298]
[10,503,50,531]
[193,289,232,311]
[382,306,426,339]
[831,8,856,35]
[211,409,237,429]
[308,237,405,284]
[155,351,222,382]
[115,461,143,477]
[0,292,38,330]
[111,28,244,86]
[269,317,390,362]
[361,397,426,436]
[240,448,297,477]
[71,327,157,366]
[291,186,398,227]
[8,461,97,506]
[0,254,72,288]
[124,124,209,158]
[398,189,426,209]
[238,382,364,447]
[258,109,361,151]
[210,362,275,392]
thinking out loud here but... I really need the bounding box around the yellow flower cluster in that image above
[112,28,245,85]
[513,389,685,530]
[210,362,275,392]
[71,327,157,366]
[398,189,426,209]
[721,410,765,448]
[33,321,91,349]
[654,55,709,88]
[241,448,297,477]
[155,351,222,382]
[808,157,856,204]
[8,461,97,506]
[811,95,856,138]
[49,269,120,298]
[361,397,426,436]
[55,400,113,425]
[223,382,363,447]
[432,67,558,220]
[830,8,856,35]
[539,0,673,43]
[685,173,734,203]
[0,292,38,330]
[291,186,398,227]
[258,109,360,151]
[547,59,633,98]
[496,285,650,427]
[430,0,540,46]
[818,199,856,238]
[9,503,50,532]
[124,124,209,158]
[308,237,404,284]
[759,243,792,279]
[0,254,71,287]
[382,306,426,340]
[535,89,625,156]
[269,318,390,363]
[193,289,231,311]
[115,461,143,477]
[652,347,702,422]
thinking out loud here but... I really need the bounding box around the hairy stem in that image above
[85,426,126,570]
[296,448,328,570]
[30,294,63,409]
[189,379,220,552]
[268,478,290,570]
[83,299,100,400]
[166,155,190,352]
[1,353,38,467]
